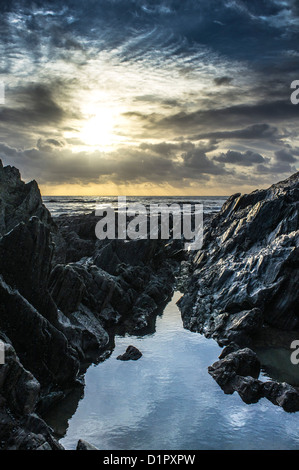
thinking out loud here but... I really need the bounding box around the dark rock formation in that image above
[117,345,142,361]
[0,161,52,236]
[179,172,299,410]
[0,159,179,448]
[208,346,299,411]
[262,380,299,412]
[208,347,261,394]
[0,339,63,449]
[179,172,299,343]
[0,217,58,324]
[51,214,177,332]
[0,277,80,387]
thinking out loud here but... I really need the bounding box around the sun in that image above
[64,91,130,151]
[79,107,116,148]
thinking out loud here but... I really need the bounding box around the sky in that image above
[0,0,299,196]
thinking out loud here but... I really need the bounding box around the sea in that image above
[42,195,228,218]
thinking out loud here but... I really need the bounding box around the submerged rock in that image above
[76,439,99,450]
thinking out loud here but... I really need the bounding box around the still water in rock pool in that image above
[45,292,299,450]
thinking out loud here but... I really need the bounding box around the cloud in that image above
[139,141,195,156]
[181,147,229,175]
[150,100,299,134]
[190,124,283,142]
[0,83,66,126]
[214,149,269,166]
[0,1,299,193]
[0,139,227,186]
[214,76,233,86]
[274,148,298,164]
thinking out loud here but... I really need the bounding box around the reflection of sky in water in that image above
[52,292,299,451]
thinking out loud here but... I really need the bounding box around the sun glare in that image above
[79,108,116,148]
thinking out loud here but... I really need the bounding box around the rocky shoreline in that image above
[0,159,180,449]
[179,171,299,411]
[0,159,299,450]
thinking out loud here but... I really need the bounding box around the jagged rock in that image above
[93,238,165,276]
[0,341,40,415]
[0,159,179,449]
[0,160,52,236]
[178,172,299,410]
[208,347,299,411]
[68,306,109,354]
[117,345,142,361]
[211,308,264,347]
[218,342,241,359]
[262,381,299,412]
[179,172,299,343]
[0,276,80,387]
[0,217,58,324]
[76,439,99,450]
[49,264,86,316]
[0,161,111,384]
[1,410,63,450]
[0,340,62,450]
[49,251,174,333]
[230,375,264,404]
[208,348,261,394]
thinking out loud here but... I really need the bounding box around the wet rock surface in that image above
[179,172,299,338]
[208,346,299,411]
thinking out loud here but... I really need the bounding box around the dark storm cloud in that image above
[214,149,269,167]
[0,135,297,189]
[139,141,195,156]
[2,1,299,92]
[0,140,227,185]
[257,159,298,175]
[214,76,233,86]
[274,148,298,164]
[190,124,284,142]
[0,83,65,126]
[182,146,229,175]
[150,100,299,133]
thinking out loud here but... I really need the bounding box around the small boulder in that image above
[117,345,142,361]
[208,348,261,394]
